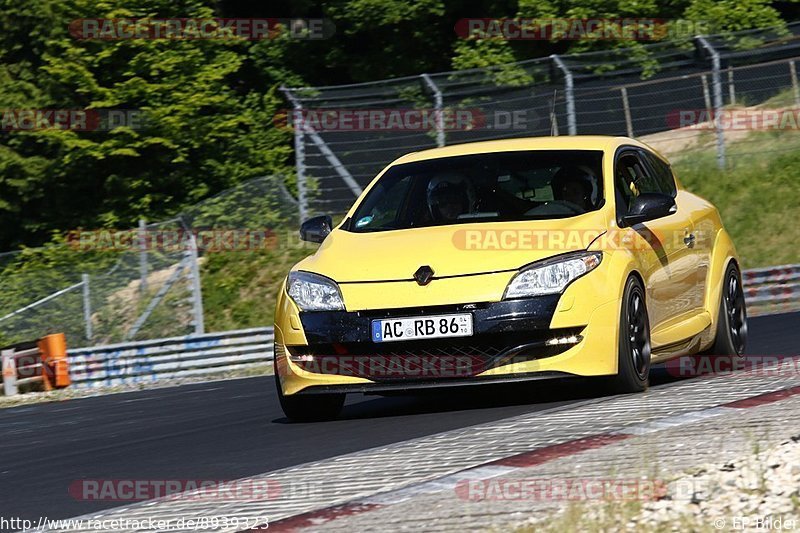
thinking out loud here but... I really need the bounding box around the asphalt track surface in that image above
[1,311,798,525]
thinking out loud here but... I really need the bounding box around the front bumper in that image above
[275,293,623,395]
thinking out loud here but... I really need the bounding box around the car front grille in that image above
[288,328,583,381]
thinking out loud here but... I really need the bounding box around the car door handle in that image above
[684,233,696,247]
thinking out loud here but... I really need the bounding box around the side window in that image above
[641,151,677,197]
[615,151,659,218]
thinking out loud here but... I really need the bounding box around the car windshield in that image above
[347,150,604,232]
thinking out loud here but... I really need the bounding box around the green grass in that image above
[671,128,800,268]
[200,233,317,331]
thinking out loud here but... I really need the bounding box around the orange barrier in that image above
[38,333,71,389]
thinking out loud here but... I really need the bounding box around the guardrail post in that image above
[280,86,309,223]
[697,36,726,169]
[82,273,92,342]
[551,55,577,135]
[421,73,445,147]
[138,219,148,293]
[2,349,17,396]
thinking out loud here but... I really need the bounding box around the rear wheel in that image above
[704,263,748,356]
[274,360,345,422]
[608,276,651,393]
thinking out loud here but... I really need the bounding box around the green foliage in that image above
[451,37,534,86]
[0,0,294,250]
[684,0,785,35]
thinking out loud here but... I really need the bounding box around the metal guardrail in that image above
[743,263,800,315]
[2,345,43,395]
[61,264,799,389]
[68,327,273,388]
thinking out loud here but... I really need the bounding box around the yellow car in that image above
[274,136,747,421]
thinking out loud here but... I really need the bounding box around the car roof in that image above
[391,135,665,165]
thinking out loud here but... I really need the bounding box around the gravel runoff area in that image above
[0,364,272,409]
[516,434,800,532]
[636,436,800,529]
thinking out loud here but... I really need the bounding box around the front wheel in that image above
[704,263,748,356]
[274,363,345,422]
[607,276,652,393]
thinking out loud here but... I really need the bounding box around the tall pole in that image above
[280,86,309,223]
[551,55,577,135]
[187,233,205,336]
[82,273,93,342]
[138,219,148,293]
[697,36,726,169]
[620,87,634,137]
[421,73,445,147]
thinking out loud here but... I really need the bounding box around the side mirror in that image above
[622,193,677,227]
[299,215,333,243]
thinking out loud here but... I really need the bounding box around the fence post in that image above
[551,55,577,135]
[790,60,800,108]
[187,233,205,336]
[138,219,148,293]
[620,87,634,137]
[549,92,559,136]
[420,73,445,147]
[701,75,712,117]
[280,86,309,223]
[727,67,736,106]
[82,273,93,343]
[697,36,726,169]
[2,349,17,396]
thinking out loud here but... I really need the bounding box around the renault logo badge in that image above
[413,265,434,286]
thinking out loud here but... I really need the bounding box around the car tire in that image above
[274,362,345,422]
[608,275,652,393]
[703,262,748,356]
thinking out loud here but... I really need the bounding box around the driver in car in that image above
[427,174,474,222]
[550,165,600,213]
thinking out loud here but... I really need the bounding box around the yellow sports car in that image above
[274,136,747,421]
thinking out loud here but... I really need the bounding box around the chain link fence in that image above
[0,176,298,348]
[283,22,800,218]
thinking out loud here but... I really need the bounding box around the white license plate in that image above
[371,313,473,343]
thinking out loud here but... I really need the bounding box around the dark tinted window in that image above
[641,151,677,197]
[616,152,660,214]
[347,150,605,232]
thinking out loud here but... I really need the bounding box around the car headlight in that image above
[503,252,602,299]
[286,271,345,311]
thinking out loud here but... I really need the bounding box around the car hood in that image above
[295,213,608,283]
